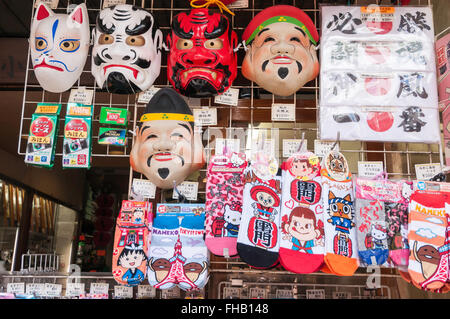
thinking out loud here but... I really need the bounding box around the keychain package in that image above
[25,103,62,168]
[62,103,93,169]
[99,107,129,126]
[319,5,439,143]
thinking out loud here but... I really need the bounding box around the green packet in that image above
[62,103,93,169]
[98,127,127,146]
[99,107,128,126]
[24,103,62,168]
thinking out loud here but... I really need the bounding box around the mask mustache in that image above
[133,58,151,69]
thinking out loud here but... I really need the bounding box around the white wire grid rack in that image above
[17,0,441,202]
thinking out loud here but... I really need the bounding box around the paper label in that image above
[276,289,294,299]
[7,283,25,294]
[228,0,248,8]
[306,289,326,299]
[44,283,62,297]
[358,161,384,178]
[114,286,133,299]
[215,138,240,155]
[90,283,109,295]
[194,108,217,126]
[249,288,267,299]
[102,0,125,9]
[332,291,352,299]
[283,139,307,157]
[271,103,296,121]
[252,138,275,157]
[223,287,241,299]
[314,140,340,157]
[132,178,156,199]
[69,87,93,105]
[68,106,92,117]
[35,104,60,114]
[138,87,160,104]
[214,88,239,106]
[415,163,441,180]
[172,182,199,201]
[66,283,85,297]
[137,285,156,299]
[26,283,45,296]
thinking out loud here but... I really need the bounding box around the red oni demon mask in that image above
[167,8,238,98]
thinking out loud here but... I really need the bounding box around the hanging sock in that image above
[321,150,359,276]
[278,151,325,274]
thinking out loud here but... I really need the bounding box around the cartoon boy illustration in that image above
[282,206,324,253]
[250,183,280,221]
[133,207,144,224]
[118,244,147,286]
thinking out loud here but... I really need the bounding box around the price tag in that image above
[223,287,241,299]
[214,88,239,106]
[66,283,85,297]
[306,289,325,299]
[193,108,217,126]
[249,288,267,299]
[44,283,62,297]
[137,285,156,299]
[162,287,180,299]
[358,161,384,178]
[276,289,294,299]
[138,86,160,104]
[26,283,45,296]
[283,139,307,157]
[7,283,25,294]
[102,0,126,9]
[228,0,248,8]
[34,0,59,9]
[114,286,133,299]
[68,87,93,105]
[172,181,199,201]
[132,178,156,199]
[252,138,275,156]
[314,140,339,157]
[415,163,442,180]
[332,291,352,299]
[271,103,295,122]
[90,283,109,295]
[215,138,240,155]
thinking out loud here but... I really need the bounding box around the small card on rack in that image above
[358,161,384,178]
[283,139,308,157]
[214,88,239,106]
[68,87,93,105]
[172,181,199,201]
[193,107,217,126]
[271,103,296,122]
[415,163,441,180]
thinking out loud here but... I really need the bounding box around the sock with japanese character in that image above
[321,150,359,276]
[112,200,151,286]
[278,152,325,274]
[204,151,248,258]
[408,191,448,292]
[237,155,281,269]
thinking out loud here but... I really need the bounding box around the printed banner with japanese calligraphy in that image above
[319,5,440,143]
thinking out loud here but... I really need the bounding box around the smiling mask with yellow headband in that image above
[130,88,205,189]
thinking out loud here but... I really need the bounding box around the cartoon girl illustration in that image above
[286,154,320,180]
[281,206,324,253]
[118,244,147,286]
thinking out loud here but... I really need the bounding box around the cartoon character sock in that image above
[147,214,180,290]
[204,151,248,257]
[408,192,448,292]
[237,154,281,269]
[112,200,151,286]
[278,151,325,274]
[321,150,359,276]
[385,181,412,268]
[178,214,209,291]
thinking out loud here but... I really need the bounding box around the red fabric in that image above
[242,5,319,43]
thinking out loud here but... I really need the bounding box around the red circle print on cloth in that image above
[367,112,394,132]
[366,21,393,35]
[364,44,391,64]
[364,77,391,96]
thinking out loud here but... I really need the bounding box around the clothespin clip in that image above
[173,180,187,203]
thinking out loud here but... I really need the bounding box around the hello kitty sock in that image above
[178,213,209,291]
[204,151,248,257]
[278,152,325,274]
[146,213,180,290]
[112,200,151,286]
[408,191,448,292]
[321,151,359,276]
[237,157,281,269]
[385,181,413,268]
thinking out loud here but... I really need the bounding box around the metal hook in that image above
[296,132,306,153]
[331,131,340,151]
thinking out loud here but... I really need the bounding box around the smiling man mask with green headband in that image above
[242,5,320,97]
[130,88,205,189]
